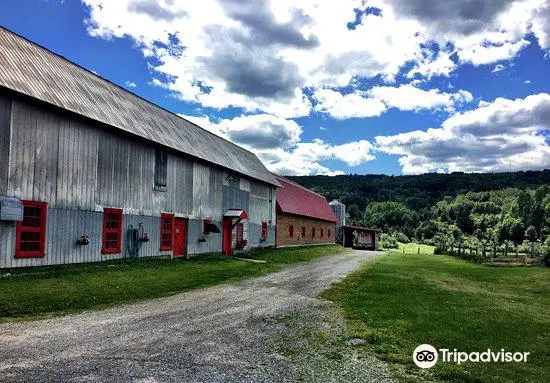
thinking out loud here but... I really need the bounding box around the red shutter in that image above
[15,200,47,258]
[102,208,123,254]
[289,225,294,237]
[321,228,324,237]
[160,213,174,250]
[312,227,315,238]
[302,226,306,237]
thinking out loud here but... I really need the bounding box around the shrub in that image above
[380,233,399,249]
[434,245,446,255]
[394,232,409,243]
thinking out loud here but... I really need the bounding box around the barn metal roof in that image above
[274,174,337,222]
[0,27,279,187]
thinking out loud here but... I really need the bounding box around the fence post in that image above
[418,247,420,254]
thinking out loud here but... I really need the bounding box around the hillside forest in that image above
[288,170,550,262]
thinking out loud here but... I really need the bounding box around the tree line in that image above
[288,170,550,262]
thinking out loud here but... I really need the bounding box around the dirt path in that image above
[0,250,401,382]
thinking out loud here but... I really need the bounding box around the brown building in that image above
[274,175,337,248]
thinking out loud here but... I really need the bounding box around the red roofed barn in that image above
[274,175,337,247]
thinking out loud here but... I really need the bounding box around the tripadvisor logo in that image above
[413,344,438,368]
[413,344,530,369]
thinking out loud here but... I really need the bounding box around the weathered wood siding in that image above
[0,96,276,267]
[0,95,10,195]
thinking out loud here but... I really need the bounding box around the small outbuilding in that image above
[274,175,337,248]
[341,225,380,250]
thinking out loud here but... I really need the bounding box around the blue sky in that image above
[1,0,549,176]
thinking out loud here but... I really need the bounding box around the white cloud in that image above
[407,52,457,79]
[525,80,532,84]
[258,139,375,176]
[313,89,387,119]
[331,140,375,166]
[367,84,473,111]
[376,93,550,174]
[180,114,376,175]
[492,64,506,73]
[313,85,472,119]
[82,0,550,119]
[125,80,137,88]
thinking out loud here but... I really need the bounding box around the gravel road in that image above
[0,250,401,383]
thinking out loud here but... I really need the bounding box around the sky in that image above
[1,0,549,176]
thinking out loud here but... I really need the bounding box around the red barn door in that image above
[173,218,187,257]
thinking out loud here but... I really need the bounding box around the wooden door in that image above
[173,218,187,257]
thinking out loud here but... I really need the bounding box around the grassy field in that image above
[0,245,346,322]
[321,252,550,383]
[397,242,436,255]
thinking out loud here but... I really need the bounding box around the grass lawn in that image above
[0,244,347,322]
[397,242,436,255]
[321,252,550,383]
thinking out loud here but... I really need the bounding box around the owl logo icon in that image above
[413,344,438,368]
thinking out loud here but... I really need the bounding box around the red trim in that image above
[15,200,47,258]
[222,217,233,256]
[102,208,123,254]
[224,209,248,219]
[261,221,268,239]
[160,213,174,251]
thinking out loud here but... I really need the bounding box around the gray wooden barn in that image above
[0,27,280,268]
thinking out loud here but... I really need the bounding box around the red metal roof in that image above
[274,174,337,222]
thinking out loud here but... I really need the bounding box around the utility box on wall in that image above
[0,197,24,221]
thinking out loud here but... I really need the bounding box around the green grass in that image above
[0,245,347,322]
[397,242,436,255]
[321,252,550,383]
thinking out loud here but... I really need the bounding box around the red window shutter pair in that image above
[160,213,174,250]
[15,201,47,258]
[102,208,123,254]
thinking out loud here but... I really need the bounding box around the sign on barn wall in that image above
[0,197,24,221]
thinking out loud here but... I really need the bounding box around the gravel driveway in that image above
[0,250,401,383]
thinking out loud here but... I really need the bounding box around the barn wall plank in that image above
[0,95,11,196]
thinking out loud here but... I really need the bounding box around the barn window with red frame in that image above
[261,221,268,239]
[15,200,47,258]
[102,208,123,254]
[160,213,174,250]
